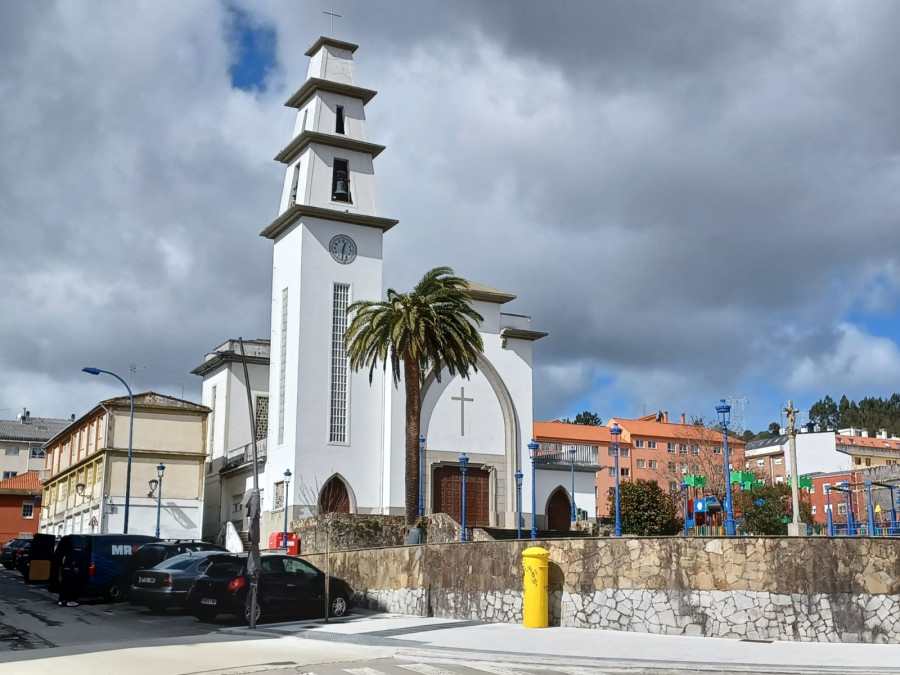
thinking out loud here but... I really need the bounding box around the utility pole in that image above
[785,400,803,536]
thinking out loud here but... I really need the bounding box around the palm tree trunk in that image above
[403,356,422,526]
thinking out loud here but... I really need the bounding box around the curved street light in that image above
[715,399,736,536]
[83,367,134,534]
[610,423,622,537]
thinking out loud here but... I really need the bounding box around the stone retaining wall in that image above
[303,536,900,643]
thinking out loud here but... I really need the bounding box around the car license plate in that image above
[139,577,155,584]
[201,598,217,605]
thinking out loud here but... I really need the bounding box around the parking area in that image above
[0,567,232,652]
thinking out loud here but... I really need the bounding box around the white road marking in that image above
[343,668,389,675]
[397,664,460,675]
[463,665,531,675]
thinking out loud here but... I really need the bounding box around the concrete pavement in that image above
[3,610,900,674]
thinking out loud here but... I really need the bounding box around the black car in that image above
[125,540,227,586]
[186,553,353,624]
[13,540,33,575]
[1,538,31,569]
[129,550,220,613]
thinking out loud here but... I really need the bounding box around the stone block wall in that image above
[303,536,900,643]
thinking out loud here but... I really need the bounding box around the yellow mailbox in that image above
[522,546,549,628]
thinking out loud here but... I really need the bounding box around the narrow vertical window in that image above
[278,288,288,445]
[208,385,217,455]
[332,159,351,203]
[335,105,345,134]
[254,396,269,440]
[289,163,300,205]
[329,283,350,443]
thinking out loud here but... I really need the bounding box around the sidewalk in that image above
[224,611,900,673]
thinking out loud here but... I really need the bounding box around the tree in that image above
[767,421,781,436]
[808,394,838,431]
[573,411,602,426]
[736,482,813,535]
[344,266,484,526]
[607,479,683,536]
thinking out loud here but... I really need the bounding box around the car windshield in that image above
[155,552,218,571]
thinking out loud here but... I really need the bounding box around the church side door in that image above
[433,465,490,527]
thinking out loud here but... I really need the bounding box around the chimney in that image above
[862,430,869,438]
[681,413,686,425]
[877,429,887,439]
[663,411,669,423]
[70,414,76,421]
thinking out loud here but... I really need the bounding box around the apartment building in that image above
[0,412,72,481]
[0,471,43,543]
[40,393,209,538]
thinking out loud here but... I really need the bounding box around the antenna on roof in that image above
[128,363,145,386]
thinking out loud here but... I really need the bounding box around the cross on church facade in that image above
[451,387,474,436]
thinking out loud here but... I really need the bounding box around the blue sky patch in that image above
[227,6,277,92]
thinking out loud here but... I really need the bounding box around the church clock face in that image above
[329,234,357,264]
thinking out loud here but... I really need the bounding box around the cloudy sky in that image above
[2,0,900,434]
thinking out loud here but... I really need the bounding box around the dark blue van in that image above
[50,534,159,602]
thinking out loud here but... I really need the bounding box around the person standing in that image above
[56,549,80,607]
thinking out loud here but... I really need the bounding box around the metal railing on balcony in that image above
[534,442,601,468]
[221,438,267,472]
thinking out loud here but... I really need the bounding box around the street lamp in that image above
[569,445,577,530]
[418,435,426,518]
[283,468,292,551]
[715,399,736,536]
[149,462,165,538]
[515,469,523,539]
[610,423,622,537]
[83,367,134,534]
[459,454,468,542]
[528,439,539,539]
[825,485,834,536]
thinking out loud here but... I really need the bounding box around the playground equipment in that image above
[825,480,900,537]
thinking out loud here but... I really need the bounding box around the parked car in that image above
[50,534,160,602]
[129,550,220,613]
[124,540,227,588]
[14,539,33,575]
[186,553,353,624]
[1,538,31,570]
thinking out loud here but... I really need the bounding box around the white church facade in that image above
[194,37,600,545]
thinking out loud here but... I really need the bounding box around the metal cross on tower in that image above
[323,0,341,38]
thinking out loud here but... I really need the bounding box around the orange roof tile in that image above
[533,421,612,444]
[836,435,900,451]
[610,417,745,446]
[0,471,42,492]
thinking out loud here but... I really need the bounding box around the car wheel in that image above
[104,577,126,602]
[194,608,217,622]
[244,598,262,625]
[329,593,349,618]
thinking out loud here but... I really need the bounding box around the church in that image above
[195,37,596,544]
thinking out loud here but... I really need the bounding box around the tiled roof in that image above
[611,417,745,446]
[0,471,42,492]
[836,434,900,452]
[0,417,72,443]
[745,436,789,451]
[534,421,612,444]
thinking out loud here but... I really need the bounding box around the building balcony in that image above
[534,442,603,471]
[221,438,267,473]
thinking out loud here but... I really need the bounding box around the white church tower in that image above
[259,37,398,531]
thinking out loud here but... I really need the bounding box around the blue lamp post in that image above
[282,468,292,550]
[459,454,469,542]
[150,462,165,538]
[83,367,134,534]
[569,445,577,529]
[610,423,622,537]
[528,439,539,539]
[515,469,523,539]
[681,481,689,536]
[843,481,855,536]
[418,435,426,517]
[866,482,876,537]
[715,399,736,536]
[826,485,834,536]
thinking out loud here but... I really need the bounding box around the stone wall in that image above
[292,513,462,554]
[303,536,900,643]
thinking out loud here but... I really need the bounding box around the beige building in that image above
[39,393,210,538]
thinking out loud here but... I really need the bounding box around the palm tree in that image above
[345,266,484,525]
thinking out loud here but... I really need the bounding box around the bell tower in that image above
[260,37,397,521]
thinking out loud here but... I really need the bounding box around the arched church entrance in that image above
[433,465,490,527]
[546,488,572,531]
[318,476,351,514]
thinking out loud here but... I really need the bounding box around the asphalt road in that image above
[0,567,230,652]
